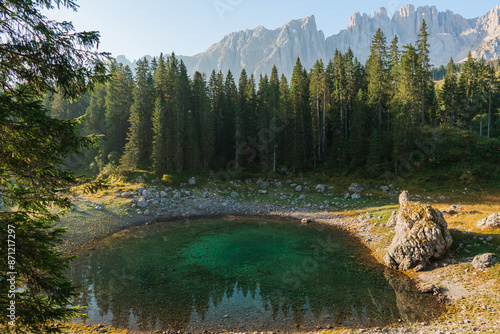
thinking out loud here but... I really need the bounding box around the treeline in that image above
[45,20,500,177]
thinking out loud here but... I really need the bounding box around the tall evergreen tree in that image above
[104,63,134,164]
[152,54,169,174]
[439,58,459,126]
[193,71,214,168]
[416,19,432,124]
[268,65,281,171]
[289,58,310,168]
[121,58,155,169]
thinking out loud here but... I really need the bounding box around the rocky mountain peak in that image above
[120,4,500,78]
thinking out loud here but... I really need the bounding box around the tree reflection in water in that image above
[68,218,442,332]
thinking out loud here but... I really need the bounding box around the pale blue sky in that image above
[46,0,499,61]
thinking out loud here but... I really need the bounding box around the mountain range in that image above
[117,4,500,78]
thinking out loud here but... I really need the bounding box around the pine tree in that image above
[268,65,281,171]
[289,58,310,168]
[152,53,169,174]
[121,58,155,169]
[439,58,458,126]
[416,19,432,124]
[193,71,214,168]
[279,74,291,166]
[223,70,238,163]
[309,59,326,166]
[104,63,134,165]
[366,28,390,128]
[257,74,271,171]
[458,52,479,129]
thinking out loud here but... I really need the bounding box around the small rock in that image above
[301,218,313,224]
[477,213,500,229]
[315,184,326,193]
[471,253,497,269]
[230,192,239,198]
[188,177,196,185]
[348,183,364,193]
[298,194,306,200]
[258,190,268,195]
[295,185,303,192]
[136,176,145,183]
[351,193,360,200]
[260,182,270,189]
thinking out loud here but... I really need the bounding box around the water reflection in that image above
[68,218,442,332]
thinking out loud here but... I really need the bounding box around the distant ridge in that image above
[118,4,500,78]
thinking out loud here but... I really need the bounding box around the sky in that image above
[45,0,500,61]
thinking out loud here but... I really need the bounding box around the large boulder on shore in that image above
[384,191,453,271]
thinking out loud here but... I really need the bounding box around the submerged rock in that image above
[476,213,500,229]
[384,191,453,272]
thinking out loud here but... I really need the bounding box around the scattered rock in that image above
[380,186,390,192]
[295,185,303,192]
[136,176,145,183]
[260,182,270,189]
[477,213,500,229]
[274,181,283,188]
[327,186,334,191]
[384,192,453,271]
[188,177,196,185]
[144,209,151,216]
[471,253,497,269]
[258,190,268,195]
[137,198,148,208]
[416,282,440,294]
[316,184,326,193]
[447,205,462,213]
[348,183,364,193]
[298,194,306,200]
[230,192,239,198]
[351,193,361,200]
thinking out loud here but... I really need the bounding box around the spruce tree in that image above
[104,63,134,165]
[416,19,432,124]
[439,58,458,126]
[121,58,155,169]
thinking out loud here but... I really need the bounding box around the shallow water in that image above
[68,217,442,332]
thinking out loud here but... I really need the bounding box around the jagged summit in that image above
[119,4,500,78]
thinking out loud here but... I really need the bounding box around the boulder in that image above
[384,192,453,271]
[348,183,364,193]
[471,253,497,269]
[477,213,500,229]
[188,177,196,185]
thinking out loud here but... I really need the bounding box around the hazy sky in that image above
[46,0,499,60]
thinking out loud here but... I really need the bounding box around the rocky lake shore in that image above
[60,177,500,334]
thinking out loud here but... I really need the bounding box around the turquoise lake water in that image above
[68,217,442,332]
